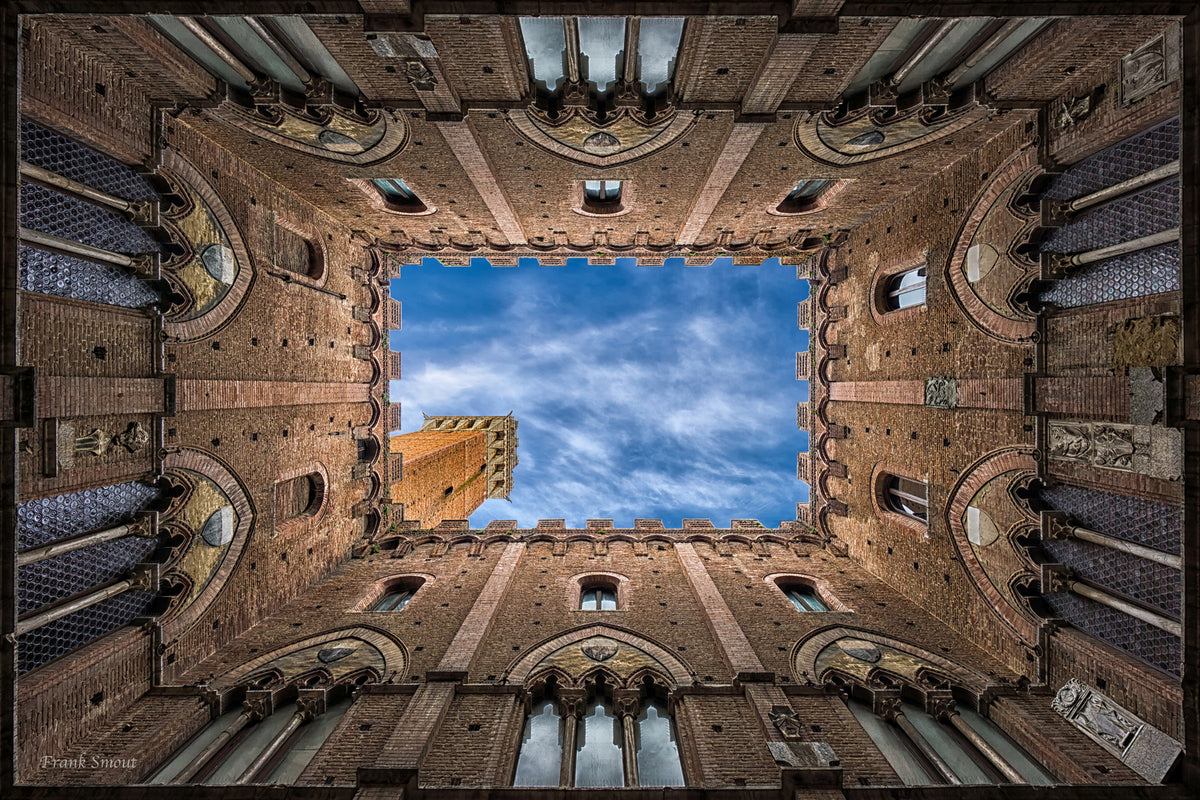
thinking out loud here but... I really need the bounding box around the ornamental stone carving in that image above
[581,643,617,662]
[1054,93,1093,130]
[836,639,882,663]
[318,647,357,663]
[1046,420,1181,479]
[403,59,438,91]
[1050,678,1180,782]
[925,377,957,409]
[769,706,804,740]
[1120,30,1180,106]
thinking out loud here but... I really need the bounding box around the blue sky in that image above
[389,257,810,528]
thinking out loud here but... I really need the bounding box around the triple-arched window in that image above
[513,675,684,788]
[844,694,1053,786]
[148,685,357,784]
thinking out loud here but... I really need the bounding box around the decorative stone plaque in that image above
[925,377,957,409]
[1051,678,1181,782]
[1120,30,1180,106]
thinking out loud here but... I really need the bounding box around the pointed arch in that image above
[792,626,989,693]
[504,624,693,687]
[159,449,254,641]
[213,626,407,690]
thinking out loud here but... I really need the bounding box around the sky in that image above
[389,256,811,528]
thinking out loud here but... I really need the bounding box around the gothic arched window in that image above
[149,695,352,784]
[845,696,1052,786]
[776,179,833,214]
[370,178,429,213]
[580,585,617,610]
[582,180,623,214]
[783,584,829,612]
[275,473,323,521]
[513,698,562,786]
[514,675,685,788]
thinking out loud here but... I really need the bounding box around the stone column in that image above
[1042,510,1181,569]
[614,689,641,787]
[876,693,962,785]
[928,695,1024,784]
[17,511,157,567]
[15,563,159,635]
[557,689,587,788]
[1042,563,1181,636]
[171,694,270,784]
[233,690,325,785]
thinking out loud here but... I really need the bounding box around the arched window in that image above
[363,576,426,612]
[514,675,685,788]
[776,179,832,214]
[884,266,927,310]
[274,473,323,521]
[372,588,414,611]
[370,178,429,213]
[783,584,829,612]
[635,699,685,786]
[846,696,1052,786]
[580,586,617,610]
[273,222,323,281]
[575,695,624,786]
[514,697,562,786]
[582,180,623,214]
[885,476,929,523]
[149,695,353,784]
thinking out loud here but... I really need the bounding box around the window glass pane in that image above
[901,701,991,784]
[208,17,305,94]
[787,179,831,201]
[581,589,598,610]
[519,17,567,91]
[149,706,246,783]
[584,180,603,199]
[205,703,297,783]
[847,698,936,785]
[372,178,417,203]
[147,15,251,89]
[890,268,927,309]
[636,701,684,786]
[270,16,360,96]
[514,700,562,786]
[575,698,624,787]
[265,697,352,784]
[599,588,617,610]
[637,18,684,92]
[957,707,1055,784]
[800,591,828,612]
[578,17,626,93]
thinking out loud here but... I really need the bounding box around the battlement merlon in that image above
[419,414,519,500]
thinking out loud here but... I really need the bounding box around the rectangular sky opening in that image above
[389,257,811,528]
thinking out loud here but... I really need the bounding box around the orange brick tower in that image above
[389,415,518,526]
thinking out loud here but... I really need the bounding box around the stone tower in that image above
[389,415,518,526]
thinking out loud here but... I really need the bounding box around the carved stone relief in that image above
[54,420,149,471]
[1051,678,1180,782]
[1046,420,1181,480]
[925,377,958,409]
[403,59,438,91]
[1120,30,1181,106]
[1054,93,1093,130]
[769,706,804,740]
